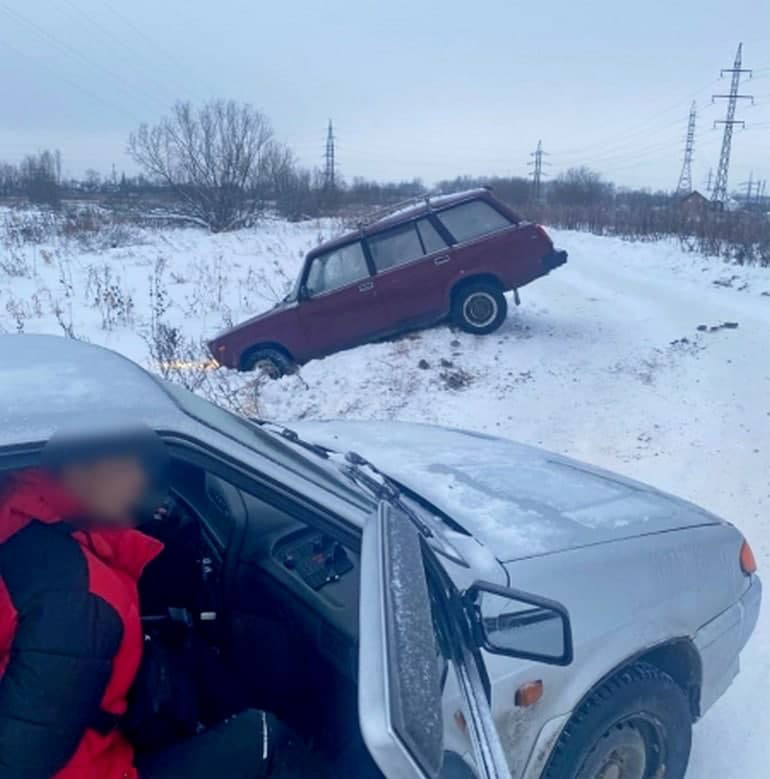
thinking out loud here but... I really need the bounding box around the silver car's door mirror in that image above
[358,503,445,779]
[465,581,573,666]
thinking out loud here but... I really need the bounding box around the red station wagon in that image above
[209,188,567,376]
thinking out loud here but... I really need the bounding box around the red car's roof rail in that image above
[357,187,493,230]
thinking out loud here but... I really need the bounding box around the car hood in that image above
[211,298,295,340]
[291,420,722,562]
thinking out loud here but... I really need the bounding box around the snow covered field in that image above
[1,210,768,776]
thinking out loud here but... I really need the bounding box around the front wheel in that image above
[242,347,295,379]
[451,281,508,335]
[542,663,692,779]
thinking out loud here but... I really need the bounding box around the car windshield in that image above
[157,380,374,506]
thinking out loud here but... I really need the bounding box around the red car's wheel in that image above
[242,348,295,378]
[452,281,507,335]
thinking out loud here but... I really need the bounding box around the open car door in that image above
[358,503,514,779]
[359,502,574,779]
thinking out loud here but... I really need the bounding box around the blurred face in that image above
[59,456,148,524]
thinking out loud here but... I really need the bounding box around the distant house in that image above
[677,190,710,214]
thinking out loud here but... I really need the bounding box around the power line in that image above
[551,78,719,159]
[711,42,754,205]
[0,32,139,122]
[675,101,697,194]
[98,0,223,98]
[53,0,182,106]
[739,171,756,202]
[0,2,167,111]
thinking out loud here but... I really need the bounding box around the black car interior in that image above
[0,452,479,778]
[135,458,372,774]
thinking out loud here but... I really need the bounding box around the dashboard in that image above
[193,471,362,678]
[274,529,355,591]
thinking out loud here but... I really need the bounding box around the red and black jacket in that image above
[0,469,162,779]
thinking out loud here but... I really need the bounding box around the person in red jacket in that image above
[0,431,324,779]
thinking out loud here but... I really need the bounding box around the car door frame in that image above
[0,432,541,779]
[359,501,514,779]
[364,217,457,329]
[295,239,393,354]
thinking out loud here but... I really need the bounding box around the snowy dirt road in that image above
[262,229,770,778]
[2,216,768,776]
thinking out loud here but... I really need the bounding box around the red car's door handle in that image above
[358,281,374,292]
[433,255,450,265]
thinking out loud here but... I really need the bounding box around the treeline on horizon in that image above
[0,99,767,265]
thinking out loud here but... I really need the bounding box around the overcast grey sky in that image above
[0,0,768,191]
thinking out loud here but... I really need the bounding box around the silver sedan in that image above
[0,335,760,779]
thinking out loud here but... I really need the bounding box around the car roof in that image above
[307,187,501,258]
[0,334,185,449]
[0,335,375,515]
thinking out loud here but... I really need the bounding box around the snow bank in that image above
[1,213,768,777]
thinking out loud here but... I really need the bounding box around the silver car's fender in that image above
[483,523,753,778]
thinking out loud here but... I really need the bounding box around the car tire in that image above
[242,348,295,379]
[452,281,507,335]
[542,662,692,779]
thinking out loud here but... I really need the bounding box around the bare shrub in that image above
[183,255,228,318]
[549,167,614,208]
[1,209,59,248]
[4,299,31,333]
[128,100,283,232]
[86,264,135,330]
[51,256,77,338]
[528,201,770,266]
[148,256,171,330]
[0,205,140,252]
[142,254,261,414]
[0,249,32,278]
[144,323,263,416]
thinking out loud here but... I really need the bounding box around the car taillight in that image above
[740,539,757,576]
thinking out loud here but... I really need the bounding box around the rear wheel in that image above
[451,281,507,335]
[543,663,692,779]
[241,348,295,379]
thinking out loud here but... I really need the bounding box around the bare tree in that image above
[19,150,62,207]
[128,100,278,232]
[549,166,614,207]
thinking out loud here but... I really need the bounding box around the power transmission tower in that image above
[323,119,337,190]
[528,140,549,202]
[711,43,753,205]
[675,101,697,195]
[705,168,713,194]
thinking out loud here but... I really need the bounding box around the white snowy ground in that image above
[1,212,769,776]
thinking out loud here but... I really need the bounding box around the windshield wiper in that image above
[249,419,333,460]
[341,451,433,538]
[250,423,468,566]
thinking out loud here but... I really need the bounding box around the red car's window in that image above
[416,219,448,254]
[305,242,370,296]
[368,223,424,272]
[437,200,512,243]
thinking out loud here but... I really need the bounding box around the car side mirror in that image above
[298,283,309,300]
[465,581,573,666]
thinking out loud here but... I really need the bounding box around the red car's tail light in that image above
[740,539,757,576]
